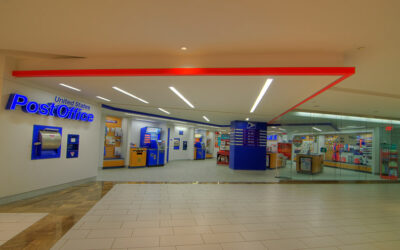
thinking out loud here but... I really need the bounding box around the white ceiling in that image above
[0,0,394,57]
[23,75,338,125]
[1,0,400,124]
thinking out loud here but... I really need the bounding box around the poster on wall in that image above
[174,138,180,150]
[183,141,187,150]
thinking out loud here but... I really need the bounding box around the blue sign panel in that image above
[229,121,267,170]
[5,93,94,122]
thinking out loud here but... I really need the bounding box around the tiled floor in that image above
[52,183,400,250]
[0,213,47,246]
[97,159,381,182]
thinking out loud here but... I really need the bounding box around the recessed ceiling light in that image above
[181,46,187,51]
[112,86,148,104]
[203,116,210,122]
[250,78,273,113]
[169,86,195,108]
[96,96,111,102]
[312,127,322,132]
[245,118,249,121]
[158,108,170,115]
[59,83,81,92]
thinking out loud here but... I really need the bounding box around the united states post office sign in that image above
[5,93,94,122]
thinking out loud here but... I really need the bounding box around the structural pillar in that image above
[229,120,267,170]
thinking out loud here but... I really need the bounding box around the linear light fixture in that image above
[96,96,111,102]
[59,83,81,92]
[112,86,148,104]
[245,118,249,121]
[312,127,322,132]
[158,108,170,114]
[250,78,273,113]
[295,111,400,125]
[169,86,195,108]
[203,116,210,122]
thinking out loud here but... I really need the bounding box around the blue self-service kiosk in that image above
[147,140,165,167]
[194,142,206,160]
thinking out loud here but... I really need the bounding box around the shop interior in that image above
[98,107,400,182]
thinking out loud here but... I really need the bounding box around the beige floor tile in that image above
[262,238,308,250]
[112,236,159,248]
[276,229,315,238]
[174,226,213,235]
[0,240,6,246]
[176,244,222,250]
[221,241,267,250]
[338,244,379,250]
[373,240,400,249]
[101,215,138,222]
[60,238,114,250]
[122,221,160,229]
[80,222,123,230]
[160,234,203,246]
[196,218,231,226]
[243,223,281,231]
[133,227,173,237]
[87,229,133,238]
[240,230,280,241]
[334,233,375,245]
[201,232,244,244]
[309,227,347,236]
[210,224,247,233]
[301,236,342,248]
[340,226,376,234]
[128,247,176,250]
[364,231,400,241]
[160,220,198,227]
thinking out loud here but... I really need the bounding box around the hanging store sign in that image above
[5,93,94,122]
[293,136,303,147]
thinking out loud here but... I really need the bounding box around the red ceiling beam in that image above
[12,67,355,77]
[11,66,355,123]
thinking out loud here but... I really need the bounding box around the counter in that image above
[296,154,323,174]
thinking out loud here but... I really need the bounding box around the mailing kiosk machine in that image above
[140,127,165,166]
[147,140,165,166]
[194,142,206,160]
[31,125,62,160]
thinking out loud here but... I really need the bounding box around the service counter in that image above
[296,154,323,174]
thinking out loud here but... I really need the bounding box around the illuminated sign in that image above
[5,93,94,122]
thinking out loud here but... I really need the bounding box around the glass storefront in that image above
[268,111,400,181]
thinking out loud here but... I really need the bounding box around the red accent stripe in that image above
[268,74,352,123]
[11,67,355,123]
[12,67,355,77]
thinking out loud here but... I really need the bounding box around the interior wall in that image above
[0,78,101,198]
[170,126,194,160]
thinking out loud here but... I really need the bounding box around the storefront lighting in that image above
[295,111,400,125]
[96,96,111,102]
[203,116,210,122]
[250,78,273,113]
[59,83,81,92]
[112,86,149,104]
[169,87,195,108]
[158,108,170,114]
[312,127,322,132]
